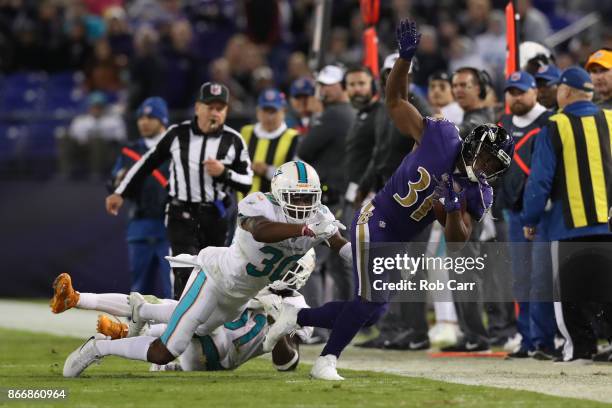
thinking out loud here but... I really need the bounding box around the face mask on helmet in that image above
[461,124,514,182]
[269,248,316,291]
[279,190,321,222]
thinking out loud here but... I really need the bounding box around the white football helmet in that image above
[269,248,316,291]
[271,161,322,223]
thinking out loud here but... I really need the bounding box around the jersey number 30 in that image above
[246,246,303,281]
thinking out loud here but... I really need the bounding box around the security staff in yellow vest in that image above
[240,88,300,195]
[521,66,612,363]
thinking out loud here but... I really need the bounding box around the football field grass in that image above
[0,328,608,408]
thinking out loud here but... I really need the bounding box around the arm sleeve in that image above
[114,127,175,199]
[218,134,253,194]
[520,127,557,226]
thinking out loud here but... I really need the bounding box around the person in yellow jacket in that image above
[240,88,300,195]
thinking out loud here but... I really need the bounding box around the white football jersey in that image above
[181,291,312,371]
[196,192,328,298]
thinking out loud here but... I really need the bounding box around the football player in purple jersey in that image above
[262,20,515,380]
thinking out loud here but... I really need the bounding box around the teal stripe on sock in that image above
[160,271,206,344]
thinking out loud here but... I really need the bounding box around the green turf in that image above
[0,328,607,408]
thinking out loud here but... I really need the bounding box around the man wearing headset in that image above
[451,67,495,138]
[440,66,498,353]
[341,65,382,295]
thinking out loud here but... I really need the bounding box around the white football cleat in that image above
[503,333,522,352]
[262,304,299,352]
[428,322,459,344]
[310,355,344,381]
[127,292,146,337]
[63,336,102,377]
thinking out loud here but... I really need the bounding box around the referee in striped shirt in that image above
[106,82,253,299]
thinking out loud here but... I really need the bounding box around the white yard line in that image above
[2,300,612,404]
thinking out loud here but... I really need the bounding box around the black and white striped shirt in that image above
[116,118,253,203]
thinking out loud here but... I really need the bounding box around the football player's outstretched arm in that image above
[240,216,305,243]
[386,20,424,143]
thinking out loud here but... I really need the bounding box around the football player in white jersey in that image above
[51,250,316,372]
[63,161,352,377]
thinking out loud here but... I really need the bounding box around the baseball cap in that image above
[548,66,594,92]
[534,64,561,83]
[137,96,169,126]
[257,88,286,110]
[428,71,451,84]
[504,71,536,92]
[316,65,344,85]
[585,49,612,71]
[290,77,315,97]
[198,82,230,104]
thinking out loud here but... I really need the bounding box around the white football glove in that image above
[301,206,346,240]
[307,219,343,240]
[249,290,283,320]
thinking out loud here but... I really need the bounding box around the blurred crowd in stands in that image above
[0,0,610,180]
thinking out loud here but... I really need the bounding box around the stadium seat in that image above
[26,120,70,159]
[47,71,84,89]
[0,73,48,116]
[41,87,88,118]
[41,71,88,118]
[3,72,48,88]
[0,86,44,114]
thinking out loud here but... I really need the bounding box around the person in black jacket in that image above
[297,65,355,206]
[343,65,382,226]
[297,65,356,343]
[356,53,432,207]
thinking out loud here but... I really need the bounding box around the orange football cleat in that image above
[50,273,80,314]
[97,315,128,339]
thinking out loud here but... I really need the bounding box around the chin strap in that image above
[465,165,479,182]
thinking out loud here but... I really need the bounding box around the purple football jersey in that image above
[372,117,462,241]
